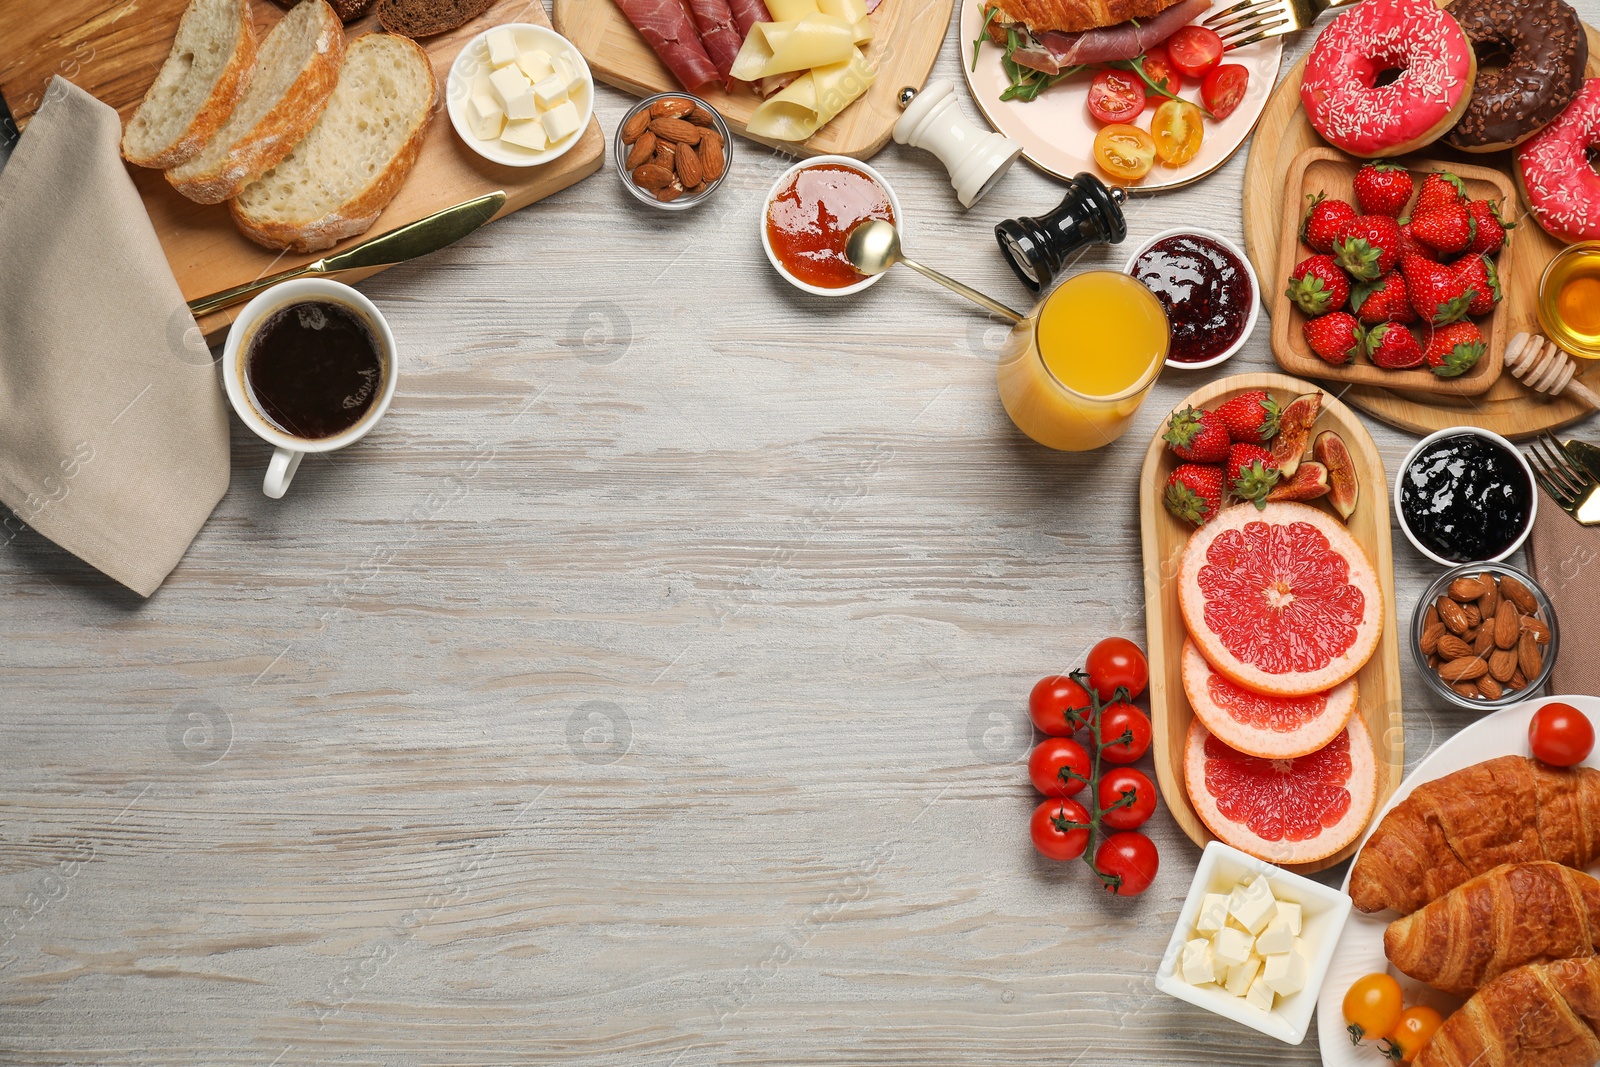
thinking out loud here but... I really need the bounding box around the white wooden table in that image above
[3,3,1589,1063]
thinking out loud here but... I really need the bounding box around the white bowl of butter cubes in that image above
[446,23,593,167]
[1155,841,1352,1045]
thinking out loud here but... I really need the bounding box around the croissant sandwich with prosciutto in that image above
[982,0,1212,71]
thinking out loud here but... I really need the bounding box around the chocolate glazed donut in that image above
[1444,0,1589,152]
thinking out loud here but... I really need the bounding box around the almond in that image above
[1512,668,1527,689]
[687,106,716,127]
[1425,602,1441,628]
[1494,600,1519,650]
[1519,630,1543,680]
[1451,681,1482,699]
[699,131,725,182]
[652,143,676,170]
[632,163,675,192]
[651,117,702,145]
[1488,648,1517,683]
[651,97,694,120]
[1478,676,1504,700]
[1500,574,1539,615]
[1440,656,1488,682]
[1478,573,1500,619]
[1520,615,1551,644]
[1436,634,1473,660]
[675,137,703,187]
[1439,596,1469,635]
[626,131,657,170]
[1463,602,1481,628]
[656,184,683,203]
[1449,577,1486,601]
[1473,626,1496,657]
[1420,620,1445,656]
[622,109,651,144]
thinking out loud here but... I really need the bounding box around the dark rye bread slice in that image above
[269,0,375,23]
[376,0,495,37]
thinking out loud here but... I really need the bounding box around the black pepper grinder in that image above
[995,173,1128,293]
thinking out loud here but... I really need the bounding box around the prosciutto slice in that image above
[615,0,720,90]
[728,0,772,37]
[687,0,744,78]
[1036,0,1212,67]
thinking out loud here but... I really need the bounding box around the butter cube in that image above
[1225,954,1262,997]
[541,99,581,144]
[485,26,519,68]
[516,48,554,83]
[1229,875,1278,935]
[1278,901,1302,937]
[500,116,548,152]
[1212,926,1253,968]
[554,51,584,94]
[488,65,537,119]
[466,89,504,140]
[1255,915,1296,957]
[1196,892,1230,935]
[1181,937,1216,986]
[1263,943,1308,997]
[533,72,570,111]
[1245,971,1276,1012]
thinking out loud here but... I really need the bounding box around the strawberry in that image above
[1164,463,1225,526]
[1400,254,1473,326]
[1226,443,1281,509]
[1213,390,1282,444]
[1332,215,1402,280]
[1266,461,1331,503]
[1285,254,1350,315]
[1396,221,1437,263]
[1351,275,1416,325]
[1412,171,1467,217]
[1163,405,1232,463]
[1408,203,1475,256]
[1352,162,1413,218]
[1302,311,1362,364]
[1450,253,1502,316]
[1423,321,1486,378]
[1465,199,1514,257]
[1301,193,1358,255]
[1361,322,1425,369]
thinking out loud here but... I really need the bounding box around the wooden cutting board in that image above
[552,0,950,159]
[0,0,605,342]
[1241,21,1600,440]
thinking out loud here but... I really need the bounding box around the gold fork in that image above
[1525,432,1600,527]
[1202,0,1360,48]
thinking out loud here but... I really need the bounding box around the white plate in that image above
[445,23,594,168]
[957,0,1282,191]
[1315,694,1600,1066]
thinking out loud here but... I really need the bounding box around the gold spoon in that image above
[846,219,1024,323]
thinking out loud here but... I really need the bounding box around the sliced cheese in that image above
[730,14,859,81]
[766,0,820,18]
[746,47,873,142]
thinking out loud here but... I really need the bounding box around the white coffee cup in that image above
[222,279,398,499]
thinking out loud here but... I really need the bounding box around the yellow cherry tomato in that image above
[1092,123,1157,181]
[1342,973,1403,1044]
[1150,99,1205,167]
[1386,1005,1445,1062]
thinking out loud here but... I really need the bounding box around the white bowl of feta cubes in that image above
[1154,841,1352,1045]
[446,23,594,168]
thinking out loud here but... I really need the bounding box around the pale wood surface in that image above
[552,0,952,160]
[1242,21,1600,439]
[3,2,1598,1064]
[1140,373,1404,874]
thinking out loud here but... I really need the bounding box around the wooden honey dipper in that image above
[1505,332,1600,409]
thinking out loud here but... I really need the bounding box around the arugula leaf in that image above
[972,5,999,72]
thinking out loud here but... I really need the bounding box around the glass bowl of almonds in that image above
[614,92,731,210]
[1412,563,1559,710]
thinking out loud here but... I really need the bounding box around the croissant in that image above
[1385,862,1600,997]
[1350,756,1600,914]
[1416,958,1600,1067]
[984,0,1187,34]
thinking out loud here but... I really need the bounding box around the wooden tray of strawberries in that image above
[1270,148,1518,398]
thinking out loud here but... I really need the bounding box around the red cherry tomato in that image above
[1029,737,1091,797]
[1201,63,1251,120]
[1028,675,1092,737]
[1085,637,1149,701]
[1030,798,1090,861]
[1165,26,1225,79]
[1097,701,1153,764]
[1094,831,1160,895]
[1530,702,1595,767]
[1139,45,1184,107]
[1098,767,1158,830]
[1087,69,1146,125]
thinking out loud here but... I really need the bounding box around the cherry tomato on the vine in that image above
[1166,25,1225,79]
[1029,737,1091,798]
[1097,767,1157,830]
[1097,701,1153,764]
[1201,63,1251,120]
[1529,702,1595,767]
[1385,1005,1444,1062]
[1138,46,1184,106]
[1028,674,1092,736]
[1086,69,1146,125]
[1342,972,1403,1044]
[1085,637,1149,702]
[1030,798,1090,861]
[1093,831,1159,895]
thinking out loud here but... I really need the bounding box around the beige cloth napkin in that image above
[1525,482,1600,696]
[0,78,229,596]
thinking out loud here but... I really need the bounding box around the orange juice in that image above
[997,271,1169,451]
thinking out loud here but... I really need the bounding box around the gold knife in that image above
[188,191,508,318]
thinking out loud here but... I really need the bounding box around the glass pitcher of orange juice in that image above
[996,270,1169,452]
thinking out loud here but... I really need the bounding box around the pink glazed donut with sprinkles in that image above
[1300,0,1478,159]
[1517,78,1600,244]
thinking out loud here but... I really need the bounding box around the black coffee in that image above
[243,300,385,440]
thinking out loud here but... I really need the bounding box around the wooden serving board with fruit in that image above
[1138,373,1404,875]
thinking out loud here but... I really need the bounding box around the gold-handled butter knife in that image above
[188,191,508,318]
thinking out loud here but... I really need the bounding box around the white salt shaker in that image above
[893,81,1022,208]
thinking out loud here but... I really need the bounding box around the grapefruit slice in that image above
[1183,713,1377,865]
[1178,501,1382,697]
[1181,639,1358,759]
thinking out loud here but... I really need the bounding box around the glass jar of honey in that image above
[1538,242,1600,359]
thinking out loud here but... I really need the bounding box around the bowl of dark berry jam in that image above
[1125,228,1258,370]
[1395,428,1538,566]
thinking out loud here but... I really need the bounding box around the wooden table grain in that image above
[4,3,1595,1063]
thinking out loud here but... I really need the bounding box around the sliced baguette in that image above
[121,0,257,168]
[230,33,437,253]
[166,0,345,204]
